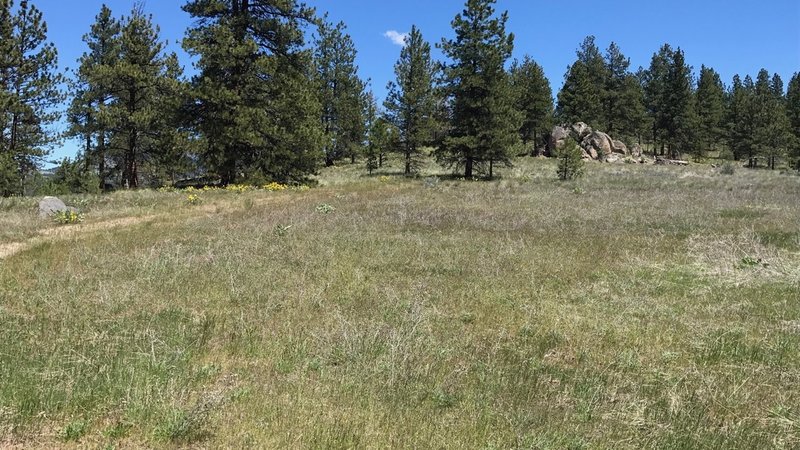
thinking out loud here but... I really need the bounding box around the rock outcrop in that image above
[548,123,641,163]
[548,125,571,155]
[581,131,614,159]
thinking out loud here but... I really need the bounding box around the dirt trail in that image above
[0,214,159,261]
[0,194,294,262]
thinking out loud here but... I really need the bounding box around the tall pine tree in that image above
[603,42,629,134]
[437,0,520,179]
[787,73,800,169]
[183,0,322,184]
[642,44,675,155]
[385,25,438,175]
[67,5,120,190]
[108,6,185,188]
[315,19,368,166]
[694,65,725,157]
[602,42,647,142]
[752,69,790,169]
[0,0,64,196]
[663,48,697,159]
[556,36,605,128]
[510,55,553,155]
[727,75,756,164]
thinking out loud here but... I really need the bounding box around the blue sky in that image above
[33,0,800,162]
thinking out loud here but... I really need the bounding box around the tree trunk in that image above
[488,159,494,180]
[98,133,106,191]
[405,145,412,175]
[464,157,473,178]
[126,129,138,188]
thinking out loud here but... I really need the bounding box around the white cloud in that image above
[384,30,409,47]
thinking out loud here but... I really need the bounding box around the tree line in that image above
[0,0,798,196]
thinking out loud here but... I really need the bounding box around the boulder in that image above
[570,122,593,141]
[612,140,629,155]
[38,197,69,218]
[603,153,622,164]
[548,125,571,155]
[580,131,613,159]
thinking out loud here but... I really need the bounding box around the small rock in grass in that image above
[38,196,70,218]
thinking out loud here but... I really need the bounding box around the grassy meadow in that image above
[1,158,799,448]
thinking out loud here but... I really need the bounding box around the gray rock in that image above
[38,196,69,218]
[612,140,629,155]
[570,122,593,141]
[548,125,571,156]
[581,131,613,160]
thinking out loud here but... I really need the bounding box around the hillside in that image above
[1,159,799,448]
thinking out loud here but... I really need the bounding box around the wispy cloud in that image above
[384,30,409,47]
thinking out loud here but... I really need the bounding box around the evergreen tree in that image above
[663,48,697,159]
[601,42,647,142]
[727,75,756,164]
[556,36,605,128]
[183,0,322,184]
[510,55,553,155]
[616,73,649,143]
[315,19,368,166]
[107,6,185,188]
[694,65,725,157]
[642,44,675,155]
[752,69,790,169]
[603,42,628,134]
[555,138,584,180]
[365,117,396,175]
[67,4,120,191]
[46,156,101,195]
[385,25,438,175]
[786,73,800,168]
[437,0,521,179]
[0,0,64,196]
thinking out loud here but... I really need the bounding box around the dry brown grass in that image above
[1,158,799,448]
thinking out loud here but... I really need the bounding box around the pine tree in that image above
[107,6,185,189]
[694,65,725,157]
[0,0,64,196]
[46,156,100,195]
[616,73,649,143]
[603,42,629,134]
[751,69,790,169]
[437,0,521,179]
[315,19,368,166]
[183,0,322,184]
[642,44,675,155]
[601,42,647,143]
[385,25,438,175]
[727,75,756,164]
[663,48,697,159]
[67,5,121,191]
[556,138,584,180]
[510,55,553,155]
[787,73,800,169]
[556,36,605,128]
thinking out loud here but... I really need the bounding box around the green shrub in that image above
[555,139,585,181]
[316,204,336,214]
[60,419,88,442]
[53,210,84,225]
[720,162,736,175]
